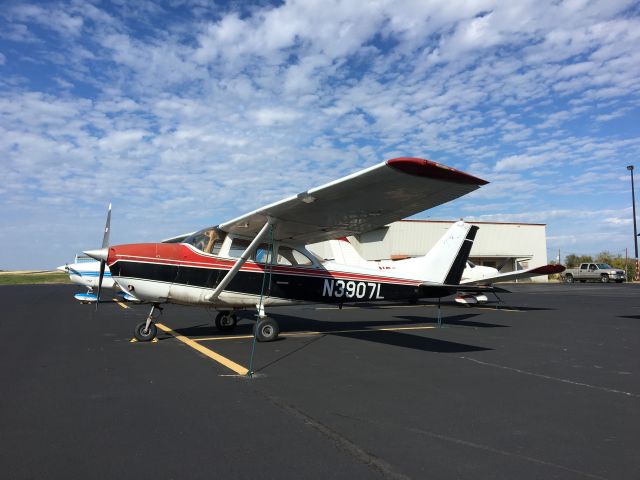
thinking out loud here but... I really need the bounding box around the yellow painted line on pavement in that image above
[195,324,437,342]
[114,299,130,309]
[156,323,249,375]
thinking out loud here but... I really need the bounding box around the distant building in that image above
[310,220,550,282]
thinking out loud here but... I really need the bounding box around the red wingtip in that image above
[387,157,489,186]
[532,264,566,275]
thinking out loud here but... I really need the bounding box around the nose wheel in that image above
[134,321,158,341]
[134,304,162,342]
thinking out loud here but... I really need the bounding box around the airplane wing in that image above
[219,157,488,244]
[460,264,566,285]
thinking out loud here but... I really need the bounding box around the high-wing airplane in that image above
[320,237,564,304]
[84,157,496,343]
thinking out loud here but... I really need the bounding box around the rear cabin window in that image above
[254,244,273,264]
[227,241,313,267]
[277,246,313,266]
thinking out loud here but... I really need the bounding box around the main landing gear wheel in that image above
[254,317,279,342]
[134,321,157,342]
[215,311,238,332]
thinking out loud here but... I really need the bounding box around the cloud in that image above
[494,154,546,172]
[1,0,640,268]
[250,107,303,126]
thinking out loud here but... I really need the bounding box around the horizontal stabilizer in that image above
[461,264,565,285]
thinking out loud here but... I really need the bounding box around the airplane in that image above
[83,157,501,343]
[320,237,565,304]
[57,255,125,303]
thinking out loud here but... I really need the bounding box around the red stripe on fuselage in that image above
[107,243,422,286]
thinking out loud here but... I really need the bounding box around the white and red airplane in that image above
[84,157,502,342]
[321,237,564,305]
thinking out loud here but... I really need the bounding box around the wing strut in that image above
[205,218,275,303]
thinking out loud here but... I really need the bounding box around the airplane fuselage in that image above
[106,242,451,308]
[58,262,116,290]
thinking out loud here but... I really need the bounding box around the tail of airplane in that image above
[395,221,478,284]
[325,221,478,286]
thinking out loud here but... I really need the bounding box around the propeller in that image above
[97,203,112,309]
[84,203,111,311]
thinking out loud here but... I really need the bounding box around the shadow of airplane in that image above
[395,314,508,329]
[171,312,492,358]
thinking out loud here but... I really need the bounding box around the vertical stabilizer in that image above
[396,221,478,284]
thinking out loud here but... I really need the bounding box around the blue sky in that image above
[1,0,640,269]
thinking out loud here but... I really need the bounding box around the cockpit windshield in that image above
[184,227,226,255]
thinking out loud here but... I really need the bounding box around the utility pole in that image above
[627,166,638,280]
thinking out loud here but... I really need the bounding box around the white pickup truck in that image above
[562,263,626,283]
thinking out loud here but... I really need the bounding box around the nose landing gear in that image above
[134,304,162,342]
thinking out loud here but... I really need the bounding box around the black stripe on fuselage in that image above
[110,260,422,303]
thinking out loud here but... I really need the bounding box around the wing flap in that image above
[220,158,487,244]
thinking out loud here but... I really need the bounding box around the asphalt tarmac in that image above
[1,283,638,479]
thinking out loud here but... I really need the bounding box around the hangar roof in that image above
[399,219,547,227]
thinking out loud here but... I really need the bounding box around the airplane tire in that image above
[215,312,238,332]
[134,322,157,342]
[254,318,279,342]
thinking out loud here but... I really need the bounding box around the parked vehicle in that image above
[562,263,626,283]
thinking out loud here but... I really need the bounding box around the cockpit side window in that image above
[184,228,226,255]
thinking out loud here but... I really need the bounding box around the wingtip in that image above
[533,264,566,274]
[386,157,489,186]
